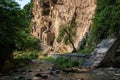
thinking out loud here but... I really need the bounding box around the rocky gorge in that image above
[31,0,96,53]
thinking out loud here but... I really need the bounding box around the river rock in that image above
[35,73,42,77]
[33,77,41,80]
[36,69,42,72]
[14,76,25,80]
[48,67,53,70]
[27,69,33,72]
[55,70,61,74]
[41,74,48,78]
[13,69,19,73]
[34,72,48,79]
[26,79,32,80]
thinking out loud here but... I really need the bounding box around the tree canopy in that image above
[0,0,40,67]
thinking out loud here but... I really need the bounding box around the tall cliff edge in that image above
[31,0,96,53]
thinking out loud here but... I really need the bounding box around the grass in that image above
[38,56,55,62]
[77,47,94,54]
[54,57,79,68]
[13,51,43,64]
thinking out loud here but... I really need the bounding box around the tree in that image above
[0,0,28,68]
[57,15,77,52]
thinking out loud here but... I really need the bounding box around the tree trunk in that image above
[64,29,77,52]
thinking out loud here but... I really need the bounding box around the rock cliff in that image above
[31,0,96,53]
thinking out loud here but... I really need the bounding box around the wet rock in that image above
[34,73,48,79]
[107,67,114,71]
[50,71,58,77]
[20,69,27,74]
[116,70,120,74]
[55,70,61,74]
[96,71,105,75]
[19,76,25,79]
[50,71,54,75]
[32,59,42,64]
[114,74,120,76]
[3,76,9,78]
[33,77,41,80]
[81,78,84,80]
[13,69,20,73]
[19,63,25,67]
[27,69,33,72]
[48,67,53,70]
[36,69,42,72]
[26,79,32,80]
[35,73,42,77]
[14,76,25,80]
[41,74,48,78]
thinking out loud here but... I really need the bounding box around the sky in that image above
[15,0,30,9]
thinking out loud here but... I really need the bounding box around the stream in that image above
[0,60,120,80]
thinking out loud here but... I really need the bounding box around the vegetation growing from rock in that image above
[78,0,120,53]
[57,15,77,52]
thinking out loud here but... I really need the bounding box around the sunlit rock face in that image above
[31,0,96,53]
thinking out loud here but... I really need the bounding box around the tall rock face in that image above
[31,0,96,53]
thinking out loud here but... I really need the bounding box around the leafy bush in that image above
[16,34,41,51]
[14,51,42,61]
[54,57,79,68]
[0,0,37,63]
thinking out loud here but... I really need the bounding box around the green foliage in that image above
[57,24,66,43]
[78,0,120,53]
[16,32,41,51]
[54,57,79,68]
[78,47,94,54]
[14,51,42,61]
[39,57,55,61]
[23,0,33,26]
[0,0,26,64]
[0,0,41,66]
[15,1,40,51]
[57,15,77,45]
[0,0,23,44]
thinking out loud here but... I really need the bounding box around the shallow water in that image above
[0,60,120,80]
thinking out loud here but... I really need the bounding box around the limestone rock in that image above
[31,0,96,53]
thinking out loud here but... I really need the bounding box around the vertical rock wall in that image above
[31,0,96,53]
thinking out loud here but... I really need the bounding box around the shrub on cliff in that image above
[57,15,77,52]
[78,0,120,53]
